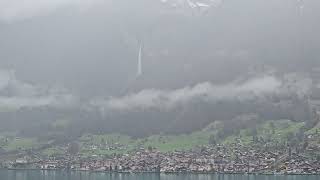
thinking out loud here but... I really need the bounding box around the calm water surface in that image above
[0,170,319,180]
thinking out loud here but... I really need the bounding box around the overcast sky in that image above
[0,0,319,109]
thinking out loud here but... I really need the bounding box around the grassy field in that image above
[143,132,212,152]
[3,138,38,151]
[74,120,308,156]
[222,120,305,145]
[41,147,65,156]
[0,119,316,157]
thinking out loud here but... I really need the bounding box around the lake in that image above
[0,170,319,180]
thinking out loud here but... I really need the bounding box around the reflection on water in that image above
[0,170,319,180]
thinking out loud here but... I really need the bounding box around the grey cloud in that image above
[0,69,78,109]
[91,74,312,111]
[0,0,104,22]
[0,0,319,102]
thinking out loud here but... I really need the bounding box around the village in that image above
[2,139,320,175]
[2,111,320,175]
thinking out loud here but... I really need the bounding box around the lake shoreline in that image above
[1,168,320,176]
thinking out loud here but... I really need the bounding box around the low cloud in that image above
[92,75,313,111]
[0,69,313,112]
[0,70,77,109]
[0,0,104,22]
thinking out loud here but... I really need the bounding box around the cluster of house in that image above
[81,137,129,152]
[279,154,319,174]
[3,143,320,174]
